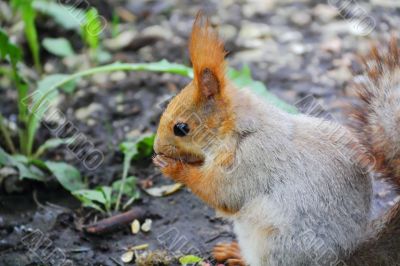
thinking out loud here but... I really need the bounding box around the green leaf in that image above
[72,189,105,213]
[0,29,22,65]
[135,134,156,159]
[228,66,298,114]
[33,1,85,30]
[45,161,85,191]
[0,147,45,181]
[179,255,203,265]
[42,38,75,57]
[25,75,62,155]
[98,186,112,212]
[12,0,41,71]
[81,8,102,50]
[111,176,139,201]
[34,137,75,158]
[120,133,155,161]
[72,186,113,213]
[25,74,76,155]
[72,189,106,204]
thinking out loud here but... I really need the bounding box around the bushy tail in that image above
[346,36,400,265]
[349,36,400,187]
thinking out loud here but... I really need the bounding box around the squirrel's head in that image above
[154,14,235,165]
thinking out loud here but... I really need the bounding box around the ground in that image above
[1,0,400,265]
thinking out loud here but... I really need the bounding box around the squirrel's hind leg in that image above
[213,242,246,266]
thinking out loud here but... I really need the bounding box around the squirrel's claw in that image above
[213,242,245,265]
[153,154,169,168]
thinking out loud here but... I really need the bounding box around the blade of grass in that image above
[12,0,41,72]
[0,114,16,153]
[0,28,29,155]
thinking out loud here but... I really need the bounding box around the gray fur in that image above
[219,87,372,266]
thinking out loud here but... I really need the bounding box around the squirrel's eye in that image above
[173,122,190,137]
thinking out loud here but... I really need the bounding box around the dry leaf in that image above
[144,183,183,197]
[131,219,141,234]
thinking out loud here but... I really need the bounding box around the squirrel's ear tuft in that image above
[189,13,226,99]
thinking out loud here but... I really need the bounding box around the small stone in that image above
[290,12,311,26]
[237,21,272,48]
[313,4,338,23]
[104,30,137,51]
[321,37,342,53]
[110,71,127,82]
[232,49,265,64]
[218,24,237,41]
[75,103,103,121]
[142,25,173,40]
[327,66,352,84]
[290,43,307,55]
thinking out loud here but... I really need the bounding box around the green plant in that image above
[72,176,139,214]
[115,134,155,211]
[0,30,84,187]
[80,7,104,62]
[11,0,41,72]
[71,134,154,213]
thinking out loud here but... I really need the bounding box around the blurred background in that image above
[0,0,399,265]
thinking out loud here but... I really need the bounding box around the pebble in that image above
[290,12,311,27]
[104,30,137,51]
[218,24,237,41]
[75,103,103,121]
[313,4,339,23]
[320,37,342,53]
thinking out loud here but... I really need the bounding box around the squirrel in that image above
[153,14,400,266]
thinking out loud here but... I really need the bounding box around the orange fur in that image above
[189,13,227,102]
[158,155,237,214]
[154,14,238,215]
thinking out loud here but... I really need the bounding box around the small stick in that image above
[84,207,147,234]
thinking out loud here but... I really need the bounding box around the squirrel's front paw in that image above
[153,154,184,179]
[213,242,246,266]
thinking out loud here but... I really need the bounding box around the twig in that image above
[84,207,146,234]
